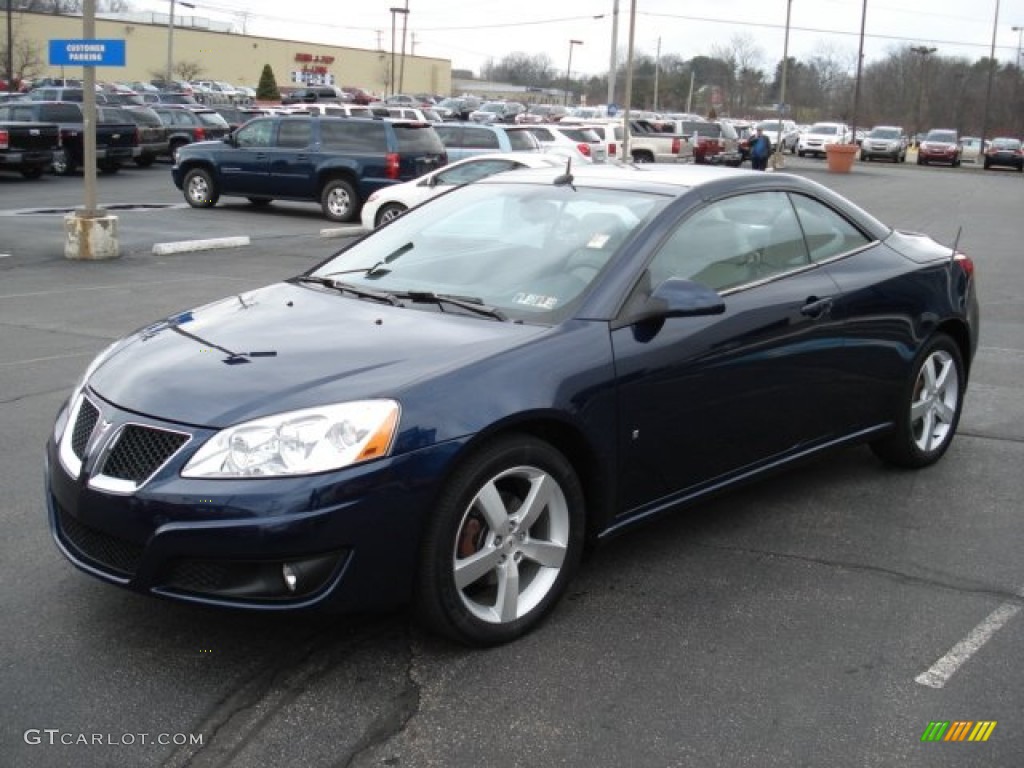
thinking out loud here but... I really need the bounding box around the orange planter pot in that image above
[826,143,859,173]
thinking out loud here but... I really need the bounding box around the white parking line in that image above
[915,601,1022,688]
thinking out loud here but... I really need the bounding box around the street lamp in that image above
[1013,25,1023,67]
[389,6,409,96]
[564,39,582,106]
[165,0,196,88]
[770,0,793,170]
[910,45,937,144]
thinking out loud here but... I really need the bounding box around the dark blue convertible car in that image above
[45,164,979,645]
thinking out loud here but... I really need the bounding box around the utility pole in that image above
[6,0,14,93]
[653,37,660,111]
[606,0,619,107]
[979,0,1000,154]
[910,46,937,143]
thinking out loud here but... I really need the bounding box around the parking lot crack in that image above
[699,543,1024,606]
[337,626,422,768]
[161,621,398,768]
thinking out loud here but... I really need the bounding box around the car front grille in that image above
[56,503,143,577]
[100,425,190,484]
[70,398,100,459]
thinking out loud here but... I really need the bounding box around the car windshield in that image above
[868,128,901,138]
[309,180,671,323]
[757,121,784,132]
[809,124,838,134]
[992,138,1021,149]
[926,130,956,142]
[479,103,505,114]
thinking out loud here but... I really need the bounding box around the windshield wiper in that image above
[294,275,404,306]
[396,291,507,321]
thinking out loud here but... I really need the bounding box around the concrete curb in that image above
[152,236,251,255]
[320,226,366,238]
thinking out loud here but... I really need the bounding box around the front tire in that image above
[374,202,407,227]
[21,166,44,179]
[870,334,965,469]
[321,178,358,222]
[183,168,219,208]
[247,197,273,206]
[415,435,585,646]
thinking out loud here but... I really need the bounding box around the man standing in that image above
[749,126,772,171]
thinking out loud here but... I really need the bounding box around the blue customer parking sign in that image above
[49,39,126,67]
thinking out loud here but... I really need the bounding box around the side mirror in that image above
[222,134,235,146]
[632,278,725,324]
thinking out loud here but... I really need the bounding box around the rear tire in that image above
[247,197,273,206]
[870,333,965,469]
[20,166,44,179]
[415,435,585,646]
[321,178,358,222]
[135,154,155,168]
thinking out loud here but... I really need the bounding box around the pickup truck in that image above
[0,100,137,175]
[675,120,743,166]
[172,114,447,222]
[626,119,688,163]
[0,120,61,178]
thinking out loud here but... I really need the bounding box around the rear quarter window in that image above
[506,130,540,151]
[197,112,229,128]
[393,124,446,153]
[39,104,83,122]
[320,120,388,152]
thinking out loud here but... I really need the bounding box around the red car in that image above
[917,129,961,167]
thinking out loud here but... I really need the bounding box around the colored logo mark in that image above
[921,721,996,742]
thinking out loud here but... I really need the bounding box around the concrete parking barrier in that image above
[152,236,251,255]
[320,226,366,238]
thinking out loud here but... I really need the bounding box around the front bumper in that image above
[45,393,465,613]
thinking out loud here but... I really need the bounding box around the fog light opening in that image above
[282,563,299,592]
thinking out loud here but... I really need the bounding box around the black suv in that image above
[151,105,231,157]
[281,86,350,105]
[171,115,447,222]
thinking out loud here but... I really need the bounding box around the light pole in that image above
[607,0,619,107]
[1014,25,1024,66]
[6,0,14,93]
[770,0,793,170]
[165,0,196,87]
[398,0,409,96]
[979,0,1000,156]
[389,6,408,96]
[911,45,937,144]
[564,39,582,106]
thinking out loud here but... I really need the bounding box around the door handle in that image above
[801,296,833,318]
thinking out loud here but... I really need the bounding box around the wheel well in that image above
[937,319,973,377]
[318,171,360,198]
[441,419,612,544]
[631,149,654,162]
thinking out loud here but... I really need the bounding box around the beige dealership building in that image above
[7,11,451,97]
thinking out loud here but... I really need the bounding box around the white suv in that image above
[797,122,851,157]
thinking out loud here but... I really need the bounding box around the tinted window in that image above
[460,127,501,150]
[126,108,163,126]
[39,104,83,122]
[393,124,445,153]
[790,194,870,263]
[525,127,554,141]
[320,120,388,152]
[433,124,460,145]
[435,159,516,185]
[277,120,312,148]
[197,111,229,128]
[506,129,539,151]
[558,127,600,143]
[926,130,956,142]
[868,128,901,139]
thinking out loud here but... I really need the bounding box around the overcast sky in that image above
[134,0,1024,78]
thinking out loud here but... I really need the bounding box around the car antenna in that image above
[553,157,575,188]
[949,225,963,265]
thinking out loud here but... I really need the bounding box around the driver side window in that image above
[236,120,274,148]
[648,192,804,292]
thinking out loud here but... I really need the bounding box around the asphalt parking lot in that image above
[1,156,1022,767]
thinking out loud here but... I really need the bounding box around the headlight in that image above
[181,400,400,478]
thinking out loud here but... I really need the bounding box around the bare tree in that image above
[174,60,205,81]
[1,18,45,84]
[712,34,765,114]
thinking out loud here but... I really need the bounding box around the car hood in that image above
[88,281,545,428]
